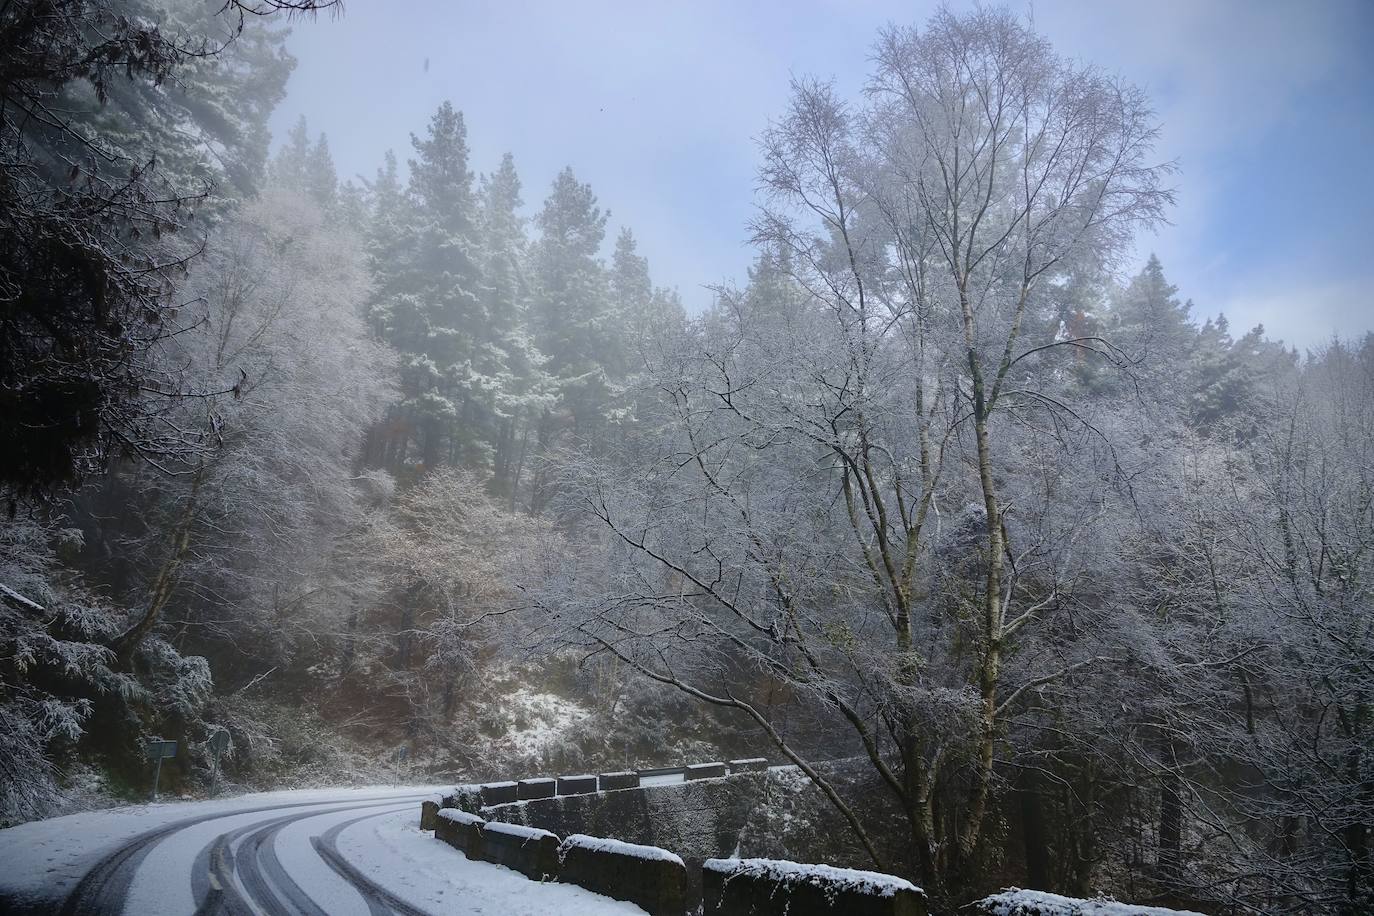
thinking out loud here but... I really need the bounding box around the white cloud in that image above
[1217,275,1374,351]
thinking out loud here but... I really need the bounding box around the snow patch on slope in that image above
[493,686,592,759]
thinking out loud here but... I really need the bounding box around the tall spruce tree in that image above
[1111,255,1197,366]
[609,228,651,376]
[383,101,487,470]
[480,154,551,496]
[531,167,614,445]
[269,116,339,213]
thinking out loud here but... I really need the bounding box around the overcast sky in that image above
[270,0,1374,351]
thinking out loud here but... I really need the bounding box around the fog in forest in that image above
[1,2,1372,915]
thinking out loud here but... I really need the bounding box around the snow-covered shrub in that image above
[0,516,137,823]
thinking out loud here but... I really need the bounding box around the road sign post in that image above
[208,729,231,797]
[145,738,177,802]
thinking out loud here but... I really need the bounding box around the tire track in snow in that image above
[229,801,415,915]
[312,812,433,916]
[59,792,428,916]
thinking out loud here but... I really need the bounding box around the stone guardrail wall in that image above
[969,889,1208,915]
[480,820,560,881]
[426,771,1198,916]
[432,808,688,915]
[560,834,688,916]
[424,757,932,916]
[703,857,928,916]
[475,759,769,902]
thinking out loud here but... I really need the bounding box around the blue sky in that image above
[270,0,1374,350]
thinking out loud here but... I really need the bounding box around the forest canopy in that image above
[0,3,1369,915]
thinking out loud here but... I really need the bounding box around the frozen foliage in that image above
[0,0,305,499]
[706,857,921,898]
[974,889,1207,916]
[562,834,684,865]
[0,517,132,824]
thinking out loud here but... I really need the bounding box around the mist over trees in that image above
[0,3,1369,914]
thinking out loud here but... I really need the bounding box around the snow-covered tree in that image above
[530,168,617,446]
[0,0,309,501]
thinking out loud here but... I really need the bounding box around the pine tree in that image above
[480,154,551,498]
[1110,255,1197,369]
[610,228,652,375]
[1189,317,1295,432]
[362,151,413,468]
[370,102,489,471]
[531,167,614,444]
[306,134,338,212]
[269,116,313,190]
[269,117,339,214]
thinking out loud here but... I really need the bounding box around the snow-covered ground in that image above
[493,685,593,759]
[345,810,644,914]
[0,784,645,914]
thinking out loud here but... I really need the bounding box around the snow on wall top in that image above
[562,833,685,865]
[599,771,635,778]
[483,821,558,842]
[519,778,556,786]
[704,857,922,898]
[437,809,485,827]
[483,781,518,789]
[975,889,1209,916]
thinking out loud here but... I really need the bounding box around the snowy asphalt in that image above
[0,780,685,915]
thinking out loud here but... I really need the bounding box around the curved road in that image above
[0,784,662,915]
[55,792,429,915]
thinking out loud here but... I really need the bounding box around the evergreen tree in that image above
[370,102,488,471]
[479,154,552,497]
[1109,254,1197,379]
[362,151,412,469]
[269,115,313,190]
[0,0,297,499]
[335,178,371,232]
[531,168,614,444]
[269,117,339,214]
[1190,317,1295,432]
[306,134,338,212]
[610,228,652,374]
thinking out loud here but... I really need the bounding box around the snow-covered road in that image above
[0,785,647,915]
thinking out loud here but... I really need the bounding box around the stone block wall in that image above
[969,889,1208,915]
[599,771,639,790]
[479,821,559,880]
[434,809,485,859]
[483,771,767,901]
[557,834,688,916]
[556,775,597,795]
[702,858,928,916]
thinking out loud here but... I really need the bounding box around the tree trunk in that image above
[112,463,205,667]
[1020,768,1051,890]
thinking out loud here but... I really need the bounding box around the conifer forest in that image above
[0,2,1371,914]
